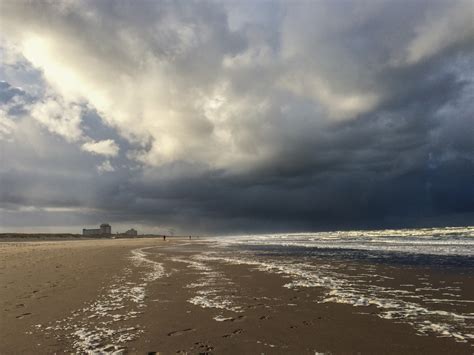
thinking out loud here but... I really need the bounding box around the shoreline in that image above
[1,238,472,353]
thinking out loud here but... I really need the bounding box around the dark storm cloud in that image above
[0,0,473,234]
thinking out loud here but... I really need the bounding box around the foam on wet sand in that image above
[34,246,166,353]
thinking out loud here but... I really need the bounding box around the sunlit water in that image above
[213,226,474,256]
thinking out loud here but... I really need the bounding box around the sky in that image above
[0,0,473,235]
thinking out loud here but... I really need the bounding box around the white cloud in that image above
[29,96,83,142]
[81,139,119,157]
[97,160,115,173]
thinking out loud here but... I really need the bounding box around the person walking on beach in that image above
[163,235,166,241]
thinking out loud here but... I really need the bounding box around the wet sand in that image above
[0,238,472,354]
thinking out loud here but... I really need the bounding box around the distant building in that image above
[83,223,112,236]
[100,223,112,234]
[82,228,101,235]
[125,228,138,236]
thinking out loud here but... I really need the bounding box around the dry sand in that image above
[0,237,472,354]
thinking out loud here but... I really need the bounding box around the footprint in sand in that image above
[167,328,195,336]
[216,315,247,322]
[232,315,246,322]
[191,342,214,352]
[16,312,32,319]
[222,329,244,338]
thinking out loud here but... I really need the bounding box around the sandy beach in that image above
[1,237,473,354]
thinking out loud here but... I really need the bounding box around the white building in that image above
[83,223,112,236]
